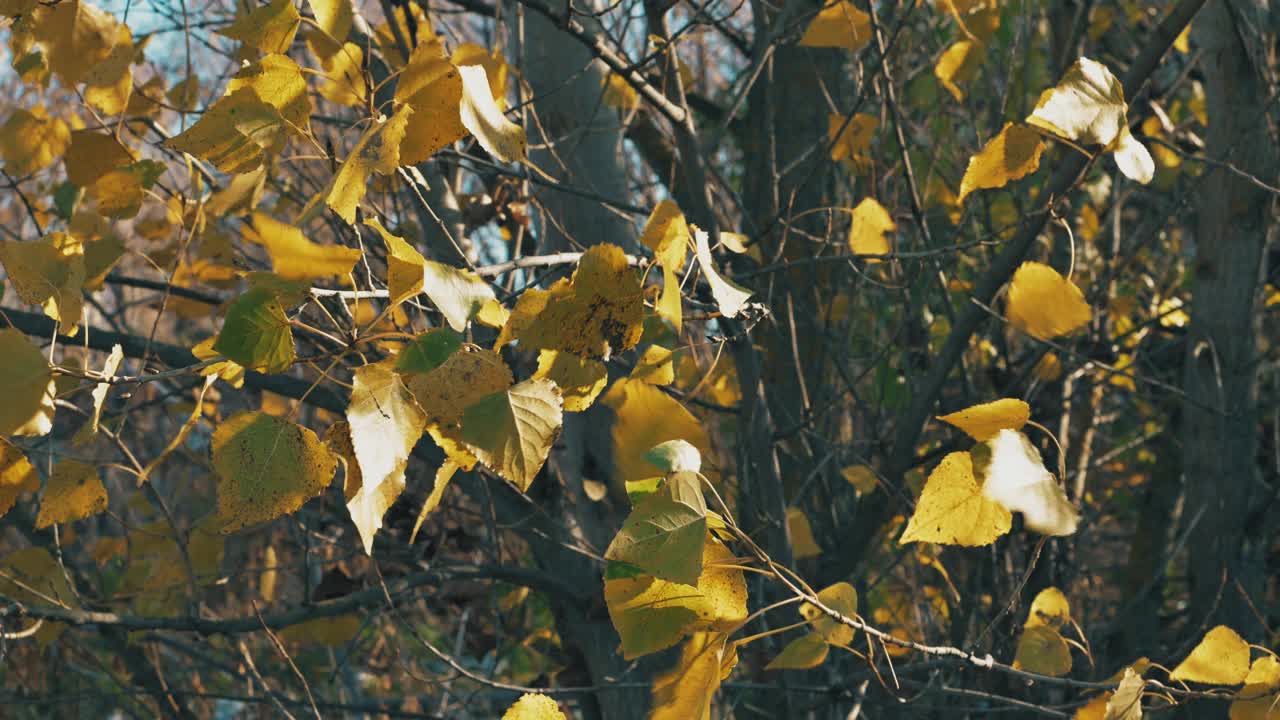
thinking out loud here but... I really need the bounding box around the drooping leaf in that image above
[1014,625,1073,676]
[1106,668,1145,720]
[458,63,525,163]
[212,412,338,532]
[500,693,567,720]
[214,286,296,373]
[601,378,710,487]
[958,123,1045,203]
[0,233,86,333]
[65,130,134,186]
[396,35,466,165]
[848,197,896,261]
[841,464,878,494]
[693,229,754,319]
[316,104,413,224]
[306,0,353,46]
[363,218,425,307]
[974,429,1079,536]
[0,441,38,519]
[81,23,133,116]
[459,378,563,491]
[422,260,499,332]
[247,212,361,281]
[36,460,107,528]
[88,343,123,435]
[29,1,117,84]
[91,160,166,219]
[1170,625,1251,685]
[1025,587,1072,629]
[316,43,365,106]
[532,350,607,412]
[405,345,512,468]
[766,633,829,670]
[937,398,1031,441]
[409,460,460,544]
[800,582,858,645]
[1006,261,1092,339]
[935,39,985,101]
[1026,57,1152,183]
[631,344,675,386]
[899,451,1012,546]
[604,537,747,659]
[650,633,735,720]
[605,471,707,585]
[0,328,56,436]
[644,439,702,474]
[799,1,871,52]
[829,112,876,165]
[346,362,427,554]
[787,507,822,559]
[640,200,690,332]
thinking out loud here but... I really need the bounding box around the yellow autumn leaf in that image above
[935,40,985,101]
[460,378,563,491]
[279,614,362,646]
[1170,625,1251,685]
[1027,57,1152,183]
[247,212,361,281]
[1025,587,1071,629]
[533,350,607,412]
[0,547,79,644]
[65,130,134,186]
[1006,261,1092,339]
[317,43,366,107]
[36,460,107,528]
[421,261,499,332]
[650,632,735,720]
[937,398,1030,441]
[1013,624,1072,676]
[787,507,822,558]
[829,112,876,165]
[841,464,878,494]
[453,43,509,109]
[307,0,353,47]
[82,23,134,116]
[364,218,424,307]
[1106,667,1145,720]
[799,1,871,52]
[800,582,858,645]
[640,200,690,333]
[631,344,674,386]
[766,632,829,670]
[1231,656,1280,720]
[498,244,644,358]
[501,693,567,720]
[212,412,338,533]
[409,460,460,544]
[396,36,466,165]
[0,441,38,519]
[1,105,70,176]
[218,0,300,53]
[316,104,413,224]
[900,451,1012,546]
[958,123,1046,203]
[346,362,426,554]
[601,377,710,487]
[0,232,85,333]
[458,63,525,163]
[405,345,512,469]
[602,71,639,111]
[604,537,747,659]
[848,197,896,260]
[30,0,117,84]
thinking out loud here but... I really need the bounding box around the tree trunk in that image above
[1182,0,1275,639]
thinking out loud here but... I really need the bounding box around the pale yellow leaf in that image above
[693,229,753,318]
[0,329,56,437]
[976,429,1079,536]
[458,63,525,163]
[601,377,710,486]
[460,378,563,491]
[900,451,1012,546]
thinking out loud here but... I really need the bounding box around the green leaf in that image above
[460,378,563,491]
[212,412,337,532]
[396,328,463,374]
[214,287,296,373]
[605,471,708,585]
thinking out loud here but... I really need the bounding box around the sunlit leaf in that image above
[848,197,896,260]
[800,582,858,645]
[1170,625,1251,685]
[35,460,106,528]
[533,350,607,412]
[631,344,675,386]
[975,429,1079,536]
[1231,656,1280,720]
[501,693,567,720]
[937,398,1030,441]
[346,362,427,554]
[0,232,86,333]
[458,63,525,163]
[650,633,735,720]
[460,378,563,491]
[214,286,296,373]
[900,451,1012,546]
[799,1,871,52]
[0,441,38,519]
[218,0,301,54]
[1106,667,1145,720]
[645,439,702,474]
[1006,261,1092,339]
[693,229,753,319]
[396,36,466,165]
[212,412,337,533]
[422,261,499,332]
[602,378,710,487]
[958,123,1045,203]
[606,471,707,585]
[247,212,361,281]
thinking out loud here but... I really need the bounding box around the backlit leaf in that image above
[693,229,753,319]
[422,261,498,332]
[318,104,413,224]
[364,218,425,307]
[937,398,1030,441]
[1106,668,1145,720]
[848,197,896,260]
[0,329,56,437]
[396,328,463,374]
[800,582,858,645]
[218,0,301,53]
[65,130,133,186]
[644,439,702,474]
[975,429,1079,536]
[346,362,427,554]
[1014,625,1072,676]
[935,39,984,101]
[214,286,296,373]
[36,460,107,528]
[1006,261,1092,339]
[640,200,690,332]
[532,350,607,412]
[458,63,525,163]
[247,212,361,281]
[900,451,1012,546]
[0,441,38,519]
[1230,656,1280,720]
[606,471,707,585]
[651,633,734,720]
[460,378,563,491]
[501,693,567,720]
[958,123,1045,203]
[396,36,465,165]
[1025,587,1072,629]
[212,412,338,532]
[1170,625,1250,685]
[0,232,86,333]
[409,460,459,544]
[605,537,747,659]
[602,378,710,487]
[766,633,829,670]
[631,344,675,386]
[405,345,511,468]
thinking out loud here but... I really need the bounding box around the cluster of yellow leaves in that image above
[901,398,1078,545]
[960,57,1154,206]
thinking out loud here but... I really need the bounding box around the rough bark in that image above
[1182,0,1275,638]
